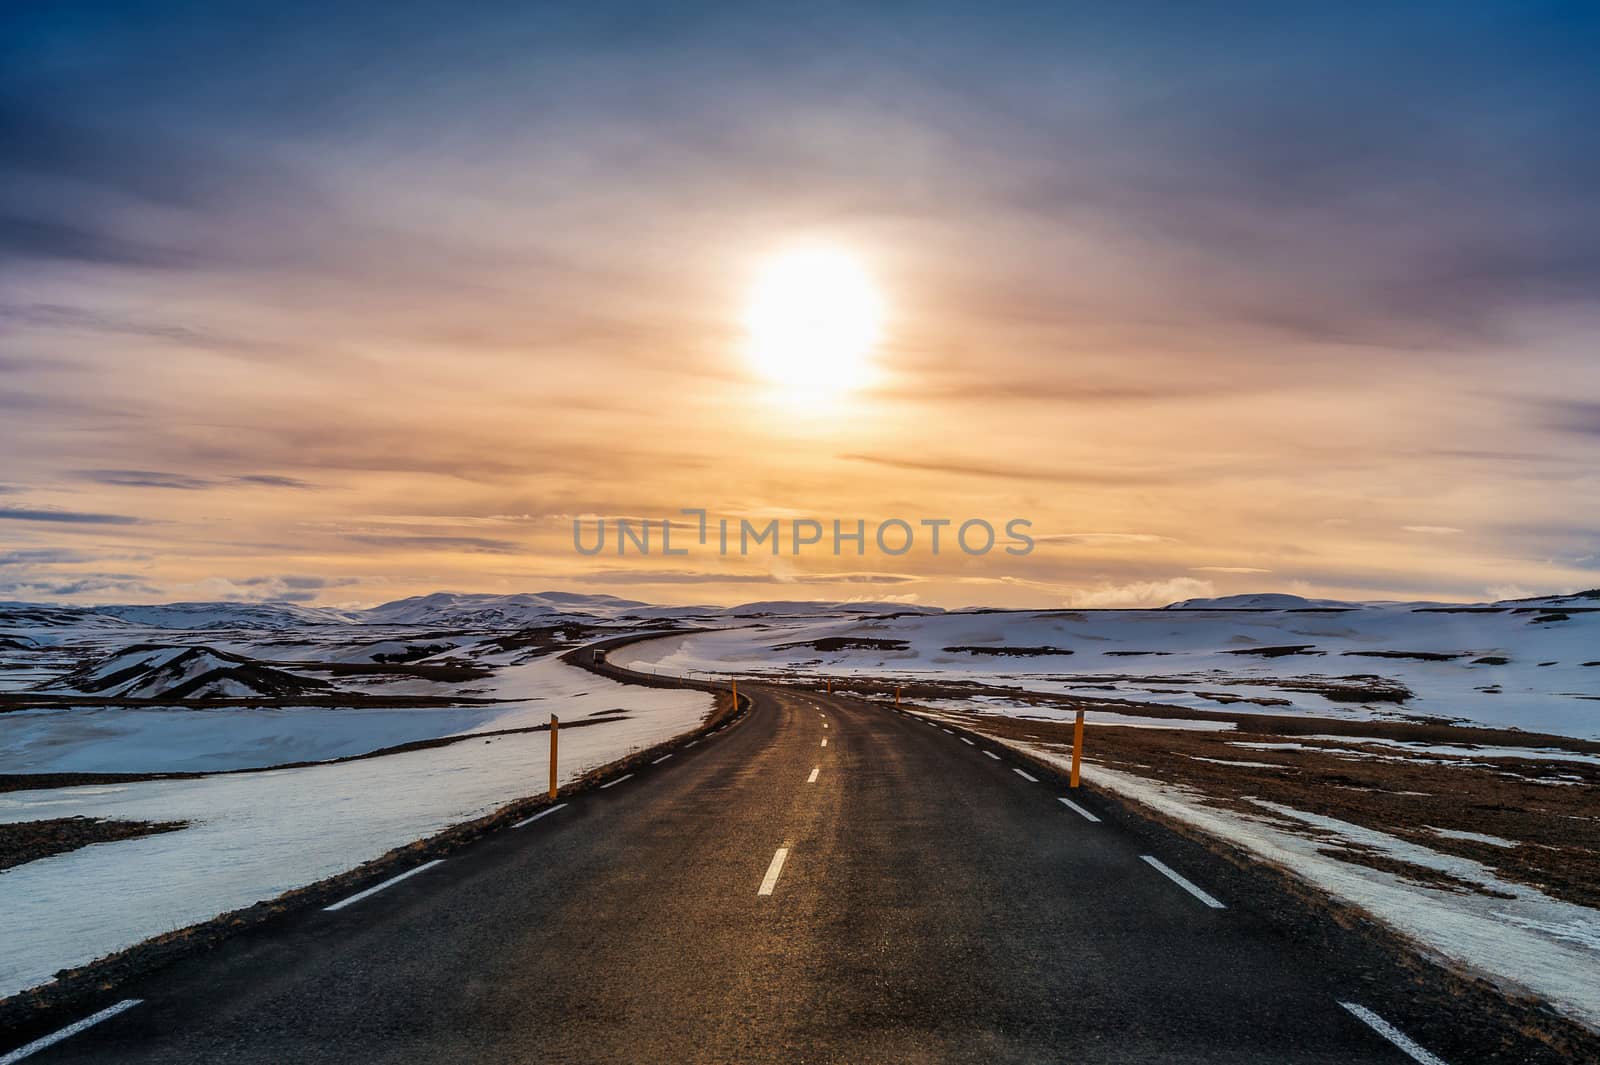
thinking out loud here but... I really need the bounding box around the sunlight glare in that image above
[744,246,883,395]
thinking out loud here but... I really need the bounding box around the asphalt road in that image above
[4,683,1479,1063]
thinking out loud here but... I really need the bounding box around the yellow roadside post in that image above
[732,678,738,707]
[826,677,832,694]
[548,714,559,799]
[1070,709,1085,789]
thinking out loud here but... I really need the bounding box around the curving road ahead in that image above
[0,677,1521,1063]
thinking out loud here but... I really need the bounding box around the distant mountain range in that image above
[0,589,1594,631]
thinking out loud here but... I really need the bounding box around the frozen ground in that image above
[1005,739,1600,1032]
[612,595,1600,738]
[0,654,711,998]
[0,649,705,774]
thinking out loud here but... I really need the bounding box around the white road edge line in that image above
[983,751,1000,760]
[513,802,568,828]
[599,773,634,790]
[1012,768,1038,782]
[807,766,820,783]
[0,999,143,1065]
[325,860,445,912]
[1058,797,1101,823]
[651,754,673,764]
[1141,855,1226,909]
[758,847,790,895]
[1339,1003,1449,1065]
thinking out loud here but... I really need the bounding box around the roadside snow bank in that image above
[0,657,711,999]
[1008,740,1600,1032]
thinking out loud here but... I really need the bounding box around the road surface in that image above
[2,682,1492,1063]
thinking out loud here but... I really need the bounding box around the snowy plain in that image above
[611,599,1600,738]
[0,654,711,998]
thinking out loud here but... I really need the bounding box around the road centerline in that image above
[758,847,790,896]
[1012,768,1038,783]
[807,766,820,783]
[599,774,634,790]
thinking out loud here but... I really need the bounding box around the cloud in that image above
[79,469,214,490]
[1061,577,1215,608]
[1401,525,1464,535]
[0,215,189,269]
[0,506,144,525]
[234,474,317,489]
[192,574,363,603]
[840,453,1172,485]
[0,575,159,598]
[1542,400,1600,438]
[343,534,521,554]
[0,304,244,349]
[1038,532,1177,546]
[0,548,97,566]
[1190,566,1272,574]
[77,469,318,491]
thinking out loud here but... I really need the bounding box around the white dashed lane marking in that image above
[325,860,445,912]
[758,847,790,896]
[599,774,634,790]
[513,803,568,829]
[0,999,143,1064]
[1012,768,1038,783]
[1057,797,1100,823]
[807,766,820,783]
[1141,855,1226,909]
[1339,1003,1449,1065]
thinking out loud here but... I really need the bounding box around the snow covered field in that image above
[2,588,1596,1015]
[0,645,703,774]
[612,594,1600,738]
[0,653,711,998]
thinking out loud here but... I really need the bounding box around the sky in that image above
[1,1,1597,609]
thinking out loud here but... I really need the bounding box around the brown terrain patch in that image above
[0,816,188,872]
[926,704,1600,909]
[941,644,1073,657]
[773,636,910,653]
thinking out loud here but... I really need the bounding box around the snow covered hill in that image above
[45,645,334,700]
[1166,593,1365,610]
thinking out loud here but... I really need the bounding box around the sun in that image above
[744,246,883,394]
